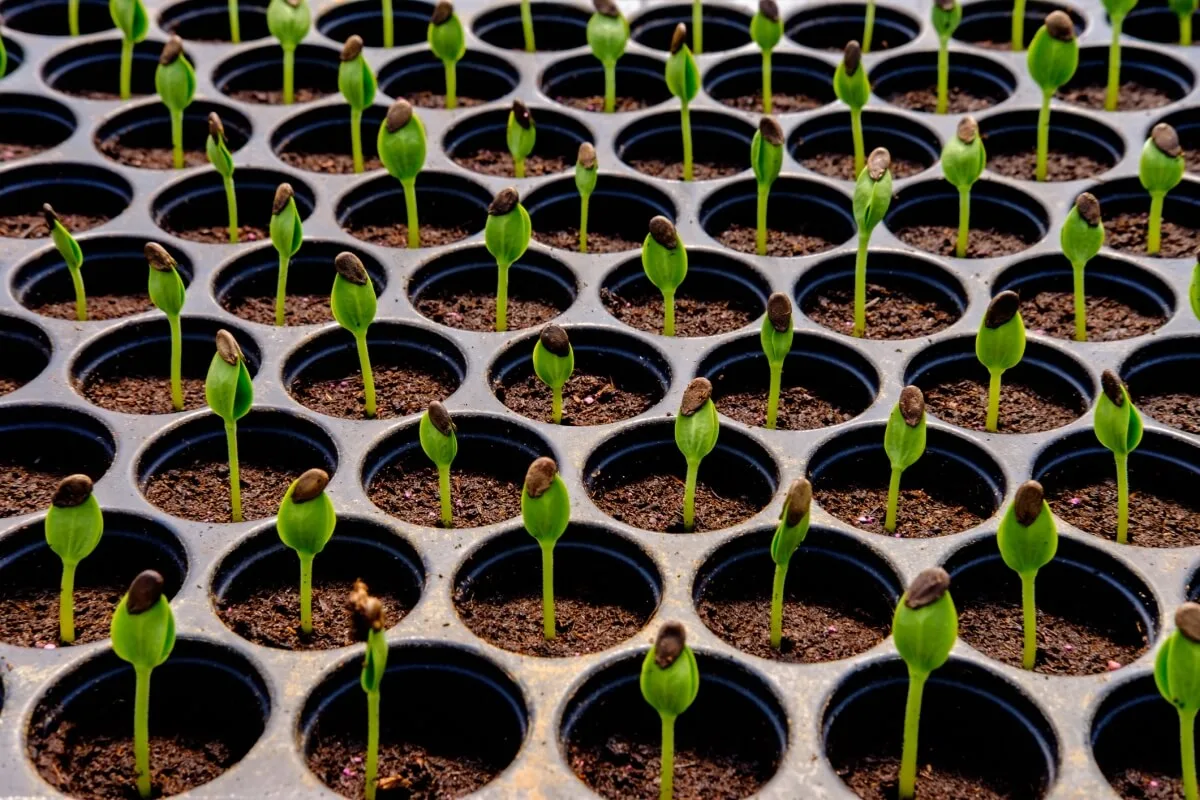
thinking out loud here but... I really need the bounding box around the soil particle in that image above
[0,142,48,161]
[817,482,988,538]
[893,224,1034,258]
[838,757,1019,800]
[278,150,384,175]
[222,293,334,326]
[626,159,743,181]
[166,224,268,244]
[403,90,485,109]
[0,463,75,517]
[885,86,1002,114]
[1107,769,1188,799]
[601,287,758,337]
[986,147,1112,181]
[713,380,858,431]
[1058,81,1176,111]
[368,462,522,528]
[589,473,763,533]
[0,212,109,239]
[802,151,928,181]
[717,92,824,114]
[143,460,300,523]
[344,221,472,248]
[494,371,655,425]
[716,223,841,257]
[568,737,774,800]
[452,149,569,177]
[415,290,562,332]
[308,739,500,799]
[1045,475,1200,548]
[289,364,457,420]
[455,594,648,657]
[921,376,1085,433]
[802,282,961,340]
[227,87,330,104]
[554,94,647,113]
[79,374,207,415]
[29,294,154,321]
[1132,390,1200,435]
[1102,211,1200,259]
[533,228,641,254]
[0,584,123,647]
[1019,290,1165,341]
[97,136,207,169]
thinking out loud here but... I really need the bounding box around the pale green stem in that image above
[356,333,376,418]
[226,420,243,522]
[402,177,419,248]
[693,0,702,54]
[986,368,1002,432]
[1011,0,1025,50]
[898,668,928,800]
[168,313,183,411]
[59,561,77,643]
[282,45,295,105]
[365,689,380,800]
[579,194,589,252]
[682,459,699,532]
[1036,90,1051,181]
[69,266,87,322]
[850,106,864,176]
[275,252,290,326]
[134,666,152,799]
[660,713,677,800]
[761,50,772,113]
[662,289,676,336]
[956,186,971,258]
[1115,452,1129,544]
[299,552,314,634]
[1181,706,1198,800]
[862,0,875,52]
[603,62,616,112]
[769,562,787,649]
[541,541,555,639]
[853,232,868,337]
[1021,571,1037,669]
[552,386,563,424]
[680,103,693,181]
[223,175,239,243]
[350,106,364,174]
[1072,260,1086,342]
[170,109,183,169]
[1148,192,1165,255]
[382,0,393,48]
[68,0,79,36]
[520,0,535,52]
[1183,15,1194,46]
[765,360,782,430]
[120,37,133,100]
[884,465,901,532]
[1106,17,1123,112]
[936,39,949,114]
[444,61,457,109]
[756,184,769,256]
[496,261,509,332]
[514,156,526,179]
[228,0,240,43]
[437,463,452,527]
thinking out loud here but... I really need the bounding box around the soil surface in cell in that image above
[0,463,73,517]
[279,150,384,175]
[1046,477,1200,548]
[0,142,48,161]
[713,380,859,431]
[802,282,961,340]
[402,90,486,109]
[837,757,1026,800]
[817,481,987,538]
[143,460,299,523]
[894,224,1033,258]
[1059,81,1175,111]
[884,85,1003,114]
[369,462,522,528]
[345,220,472,248]
[494,371,655,426]
[165,224,269,244]
[601,287,758,337]
[453,149,569,177]
[627,159,743,181]
[1132,390,1200,436]
[455,592,648,657]
[553,94,647,113]
[415,290,562,332]
[1019,290,1165,341]
[0,212,109,239]
[1102,212,1200,259]
[717,92,825,114]
[921,376,1085,433]
[79,374,207,415]
[0,581,123,647]
[97,136,207,169]
[289,364,457,420]
[533,228,641,254]
[569,740,773,800]
[716,224,841,257]
[308,739,500,800]
[589,473,763,532]
[802,151,928,181]
[29,294,154,321]
[222,293,334,326]
[0,376,25,396]
[1107,769,1190,799]
[986,147,1111,182]
[226,87,330,104]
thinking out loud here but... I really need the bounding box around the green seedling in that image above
[331,252,379,418]
[575,142,597,252]
[1061,192,1105,341]
[1103,0,1139,111]
[1141,123,1186,256]
[110,0,148,99]
[1028,12,1079,181]
[642,216,687,336]
[852,147,893,337]
[270,183,303,327]
[894,568,957,800]
[833,41,870,176]
[522,457,570,639]
[338,35,377,175]
[533,324,574,424]
[976,291,1026,433]
[1171,0,1197,44]
[377,99,426,248]
[884,386,927,533]
[228,0,240,42]
[862,0,876,52]
[519,0,534,51]
[640,622,700,800]
[155,36,195,169]
[111,570,175,800]
[267,0,309,104]
[676,377,718,532]
[665,24,699,181]
[207,330,253,522]
[1157,603,1200,800]
[768,478,812,649]
[420,401,457,527]
[145,243,187,411]
[751,115,784,256]
[1096,369,1143,545]
[943,116,987,258]
[997,480,1057,670]
[749,0,782,113]
[350,580,387,800]
[507,99,536,178]
[761,292,793,430]
[45,475,103,644]
[587,0,629,113]
[485,187,532,333]
[277,468,335,634]
[429,1,465,109]
[207,113,239,244]
[44,204,85,322]
[932,0,961,113]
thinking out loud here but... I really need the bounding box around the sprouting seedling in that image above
[428,1,466,109]
[761,292,793,430]
[976,291,1026,433]
[45,475,103,644]
[109,0,148,100]
[997,480,1057,670]
[270,183,303,327]
[111,570,175,800]
[507,99,536,179]
[522,457,570,639]
[665,24,699,181]
[749,0,781,113]
[1102,0,1139,111]
[1027,12,1079,181]
[1096,369,1143,545]
[207,113,239,244]
[1155,603,1200,800]
[894,568,957,800]
[932,0,961,114]
[520,0,534,52]
[349,580,387,800]
[44,204,85,322]
[833,41,869,176]
[485,187,531,333]
[155,36,195,170]
[1141,123,1186,256]
[1171,0,1197,45]
[1061,192,1105,342]
[533,324,574,424]
[575,142,597,253]
[419,401,456,527]
[377,99,426,249]
[642,216,688,336]
[862,0,876,52]
[943,116,987,258]
[206,330,254,522]
[331,252,379,418]
[228,0,240,42]
[266,0,310,105]
[276,468,335,635]
[852,147,893,338]
[145,243,187,411]
[883,386,926,533]
[768,478,811,650]
[676,377,718,533]
[751,116,783,256]
[586,0,628,113]
[338,35,377,175]
[640,622,700,800]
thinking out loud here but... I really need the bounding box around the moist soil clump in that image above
[1045,475,1200,548]
[97,136,207,169]
[627,159,743,181]
[0,212,109,239]
[226,87,330,104]
[802,151,927,181]
[837,757,1023,800]
[1102,212,1200,259]
[79,374,207,415]
[802,282,960,340]
[29,294,154,321]
[554,94,647,113]
[601,287,758,337]
[289,364,457,420]
[921,376,1085,433]
[894,224,1033,258]
[494,371,655,426]
[713,381,858,430]
[222,294,334,326]
[278,150,383,175]
[885,86,1002,114]
[717,92,824,114]
[166,224,268,244]
[1019,290,1165,341]
[0,463,73,517]
[986,147,1111,181]
[716,224,840,257]
[568,737,774,800]
[415,290,561,332]
[452,149,569,177]
[589,473,762,532]
[369,462,522,528]
[455,594,648,657]
[1059,81,1175,111]
[143,460,299,523]
[345,221,471,248]
[817,482,987,538]
[0,583,124,647]
[533,228,641,254]
[308,739,500,800]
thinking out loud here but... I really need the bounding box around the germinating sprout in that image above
[665,24,699,181]
[1171,0,1197,45]
[943,115,987,258]
[485,186,532,332]
[749,0,781,113]
[507,99,536,178]
[109,0,148,100]
[1027,11,1079,181]
[276,468,336,635]
[378,99,427,248]
[575,142,598,252]
[533,324,575,424]
[331,252,379,418]
[676,377,718,532]
[206,329,254,522]
[266,0,310,104]
[155,36,196,170]
[1060,192,1105,341]
[1156,603,1200,800]
[997,480,1057,670]
[419,401,457,527]
[883,385,927,533]
[207,112,239,244]
[338,35,377,175]
[642,216,688,336]
[270,182,303,327]
[640,622,700,800]
[586,0,628,113]
[522,456,570,639]
[1141,123,1186,256]
[1102,0,1139,111]
[768,478,812,649]
[1096,369,1143,545]
[931,0,961,114]
[833,41,869,176]
[852,147,893,338]
[976,291,1026,433]
[760,292,793,430]
[45,474,103,644]
[44,203,85,322]
[349,579,387,800]
[428,1,466,109]
[751,115,784,256]
[145,242,187,411]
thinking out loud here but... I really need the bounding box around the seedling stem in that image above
[854,234,869,336]
[120,39,133,99]
[957,186,971,258]
[1106,16,1123,111]
[1012,0,1025,49]
[762,51,772,112]
[1037,91,1051,180]
[357,333,376,418]
[70,265,87,322]
[350,108,363,172]
[936,46,949,113]
[603,64,616,111]
[986,369,1002,431]
[692,0,702,53]
[1148,193,1165,254]
[366,691,381,798]
[383,0,393,47]
[226,420,243,521]
[134,666,152,797]
[169,314,183,409]
[275,251,289,326]
[60,563,77,641]
[438,464,452,524]
[682,460,699,531]
[885,466,902,531]
[662,290,676,336]
[69,0,79,35]
[851,107,864,175]
[1184,707,1199,800]
[444,61,457,108]
[898,668,927,799]
[229,0,240,41]
[403,178,419,248]
[521,0,534,51]
[541,542,555,638]
[756,183,769,255]
[660,715,676,800]
[1116,452,1129,543]
[680,105,693,181]
[299,552,314,631]
[1021,571,1036,669]
[1073,266,1086,341]
[224,176,239,242]
[283,45,295,103]
[862,0,875,52]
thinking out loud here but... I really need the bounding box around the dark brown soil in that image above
[893,224,1033,258]
[533,228,641,254]
[1107,769,1186,799]
[78,374,207,415]
[226,87,330,104]
[455,594,647,657]
[217,579,408,650]
[278,150,384,175]
[368,463,521,528]
[403,90,485,109]
[802,282,961,340]
[714,383,857,430]
[1046,477,1200,548]
[838,756,1014,800]
[288,364,457,420]
[221,293,333,326]
[600,287,758,337]
[1102,211,1200,259]
[29,294,154,321]
[817,484,987,538]
[414,290,562,332]
[921,376,1085,433]
[308,739,498,799]
[802,152,928,181]
[143,460,300,523]
[0,142,48,161]
[716,223,841,257]
[986,148,1111,182]
[626,159,743,181]
[717,92,824,114]
[167,224,268,244]
[1020,290,1165,341]
[494,371,654,426]
[568,738,771,800]
[1133,391,1200,435]
[0,212,109,239]
[589,473,762,533]
[344,221,471,248]
[0,584,122,648]
[884,86,1002,114]
[0,463,71,517]
[96,136,207,169]
[0,377,24,396]
[452,149,569,177]
[1059,81,1175,111]
[553,94,647,113]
